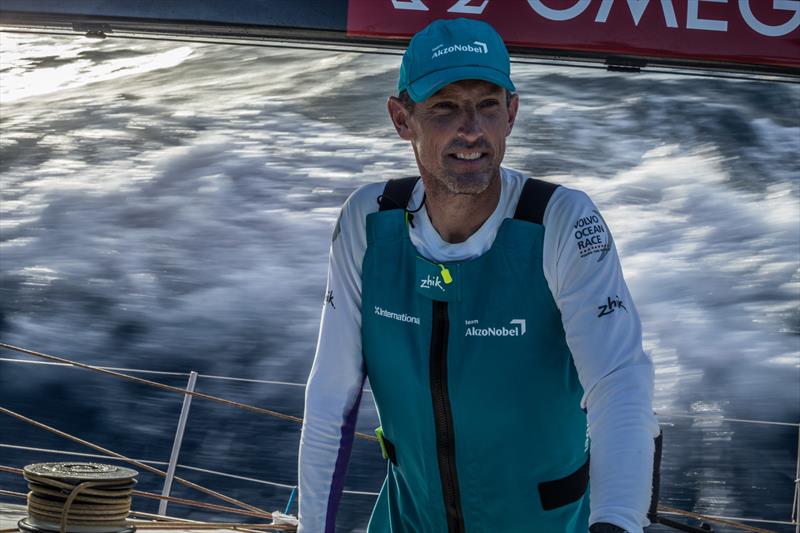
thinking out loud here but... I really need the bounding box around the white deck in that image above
[0,503,25,530]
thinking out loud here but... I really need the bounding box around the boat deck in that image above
[0,504,24,531]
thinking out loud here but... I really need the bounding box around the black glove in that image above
[589,523,629,533]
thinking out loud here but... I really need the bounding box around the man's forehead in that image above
[429,79,505,99]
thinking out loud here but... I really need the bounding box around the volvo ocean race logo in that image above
[432,41,488,59]
[374,306,421,325]
[465,319,526,337]
[573,209,613,262]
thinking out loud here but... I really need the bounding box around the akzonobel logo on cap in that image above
[431,41,488,59]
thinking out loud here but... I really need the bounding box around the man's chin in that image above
[442,171,494,195]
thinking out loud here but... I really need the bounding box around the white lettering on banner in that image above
[391,0,429,11]
[595,0,679,27]
[527,0,591,21]
[448,0,490,15]
[387,0,799,38]
[687,0,729,32]
[739,0,800,36]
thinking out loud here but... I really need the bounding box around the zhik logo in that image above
[465,319,526,337]
[432,41,488,59]
[419,274,445,292]
[597,296,627,318]
[326,290,335,309]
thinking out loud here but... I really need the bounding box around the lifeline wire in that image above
[0,342,378,443]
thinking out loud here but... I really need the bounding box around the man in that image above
[298,18,658,533]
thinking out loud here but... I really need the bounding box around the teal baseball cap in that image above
[398,18,515,103]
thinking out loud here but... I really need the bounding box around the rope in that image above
[0,357,312,390]
[0,408,272,518]
[129,522,295,531]
[659,505,778,533]
[5,355,795,429]
[0,444,381,496]
[657,412,800,428]
[0,464,24,475]
[0,343,378,442]
[131,490,277,519]
[26,475,130,533]
[128,510,197,522]
[127,512,270,533]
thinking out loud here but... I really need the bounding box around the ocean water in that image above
[0,32,798,532]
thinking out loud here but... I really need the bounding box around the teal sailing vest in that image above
[361,178,590,533]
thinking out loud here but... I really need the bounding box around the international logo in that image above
[374,306,421,325]
[419,274,445,292]
[597,296,627,318]
[465,319,526,337]
[432,40,488,59]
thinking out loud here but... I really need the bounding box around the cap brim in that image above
[406,65,516,103]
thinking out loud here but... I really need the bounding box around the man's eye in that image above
[433,102,457,110]
[479,99,500,109]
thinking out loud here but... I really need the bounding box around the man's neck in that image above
[422,172,502,244]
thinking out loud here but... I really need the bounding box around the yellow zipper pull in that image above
[438,264,453,285]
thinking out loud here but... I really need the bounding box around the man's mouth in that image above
[450,152,485,161]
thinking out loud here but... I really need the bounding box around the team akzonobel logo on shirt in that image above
[464,319,526,337]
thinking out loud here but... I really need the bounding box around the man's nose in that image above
[457,108,482,143]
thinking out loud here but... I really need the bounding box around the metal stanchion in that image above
[158,371,198,516]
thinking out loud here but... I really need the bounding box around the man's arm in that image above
[297,187,375,533]
[543,187,660,533]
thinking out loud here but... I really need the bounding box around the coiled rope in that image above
[24,468,134,533]
[0,470,272,519]
[659,505,777,533]
[0,342,377,443]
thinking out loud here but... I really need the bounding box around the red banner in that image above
[347,0,800,70]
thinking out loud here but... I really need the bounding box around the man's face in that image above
[389,79,519,195]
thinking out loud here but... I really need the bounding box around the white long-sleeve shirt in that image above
[299,167,659,533]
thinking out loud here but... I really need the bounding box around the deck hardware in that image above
[605,56,647,73]
[19,462,137,533]
[71,22,112,39]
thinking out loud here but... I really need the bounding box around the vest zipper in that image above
[429,300,465,532]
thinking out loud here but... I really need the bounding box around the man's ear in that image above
[388,96,415,141]
[506,92,519,137]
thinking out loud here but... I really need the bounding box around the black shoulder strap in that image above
[513,178,560,225]
[379,176,420,211]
